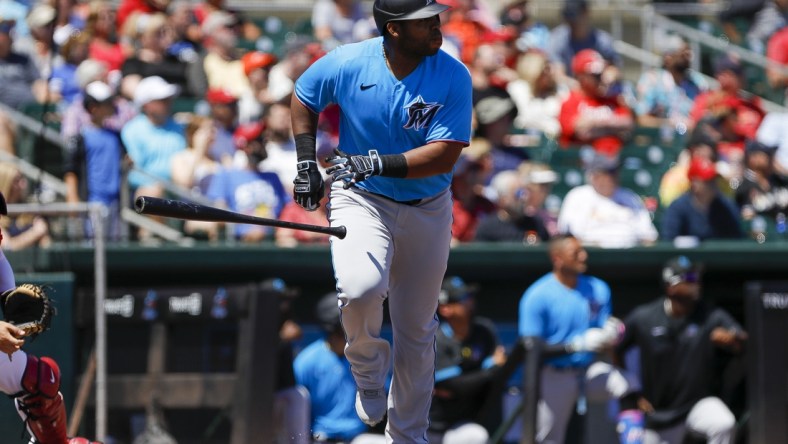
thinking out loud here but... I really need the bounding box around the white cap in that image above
[26,4,56,29]
[76,59,109,89]
[529,169,558,184]
[201,11,237,36]
[85,81,114,102]
[133,76,180,107]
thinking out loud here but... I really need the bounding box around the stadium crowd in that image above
[0,0,786,250]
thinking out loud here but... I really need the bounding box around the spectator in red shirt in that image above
[689,53,766,162]
[558,49,634,156]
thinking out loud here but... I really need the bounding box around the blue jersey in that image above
[293,339,367,440]
[518,273,611,368]
[294,37,473,201]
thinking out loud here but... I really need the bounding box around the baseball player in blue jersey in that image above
[290,0,472,441]
[518,234,644,444]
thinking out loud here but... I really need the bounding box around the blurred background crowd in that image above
[0,0,787,249]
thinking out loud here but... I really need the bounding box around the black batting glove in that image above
[325,148,383,189]
[293,160,325,211]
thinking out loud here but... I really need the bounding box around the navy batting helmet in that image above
[373,0,450,34]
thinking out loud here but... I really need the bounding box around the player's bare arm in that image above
[401,141,465,178]
[290,96,319,142]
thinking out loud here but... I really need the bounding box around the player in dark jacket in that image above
[615,256,747,444]
[429,276,505,444]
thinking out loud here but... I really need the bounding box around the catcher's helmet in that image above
[373,0,450,34]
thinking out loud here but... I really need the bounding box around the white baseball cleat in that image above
[355,387,387,426]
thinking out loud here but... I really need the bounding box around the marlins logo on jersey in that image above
[403,95,443,131]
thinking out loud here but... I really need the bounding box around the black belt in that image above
[356,187,423,206]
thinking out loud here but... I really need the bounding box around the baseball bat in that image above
[134,196,347,239]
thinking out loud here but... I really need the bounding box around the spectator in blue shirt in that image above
[661,158,744,242]
[547,0,620,78]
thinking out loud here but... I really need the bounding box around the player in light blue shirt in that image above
[517,234,643,444]
[289,1,472,442]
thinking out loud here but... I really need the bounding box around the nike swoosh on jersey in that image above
[360,84,376,90]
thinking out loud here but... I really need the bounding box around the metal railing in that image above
[0,101,228,244]
[7,202,109,441]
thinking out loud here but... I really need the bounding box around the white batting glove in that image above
[602,316,626,346]
[569,328,609,352]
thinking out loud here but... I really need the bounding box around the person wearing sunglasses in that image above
[614,256,747,444]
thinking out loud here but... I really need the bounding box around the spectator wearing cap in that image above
[61,58,136,140]
[192,0,260,42]
[474,168,550,244]
[615,256,746,444]
[203,119,287,243]
[547,0,620,79]
[658,125,735,208]
[311,0,376,50]
[471,46,522,174]
[0,15,46,110]
[238,51,277,124]
[120,12,199,99]
[429,276,505,444]
[507,50,567,139]
[63,81,125,240]
[293,292,387,443]
[116,0,169,31]
[558,49,634,156]
[121,75,186,231]
[84,0,128,72]
[661,158,744,242]
[735,140,788,221]
[557,153,658,248]
[204,87,238,166]
[24,3,58,79]
[519,161,560,237]
[688,53,765,162]
[188,10,250,99]
[450,137,496,245]
[50,31,92,106]
[635,33,708,131]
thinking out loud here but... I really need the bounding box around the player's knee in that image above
[19,355,61,398]
[338,278,388,305]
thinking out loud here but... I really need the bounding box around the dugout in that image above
[4,240,787,443]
